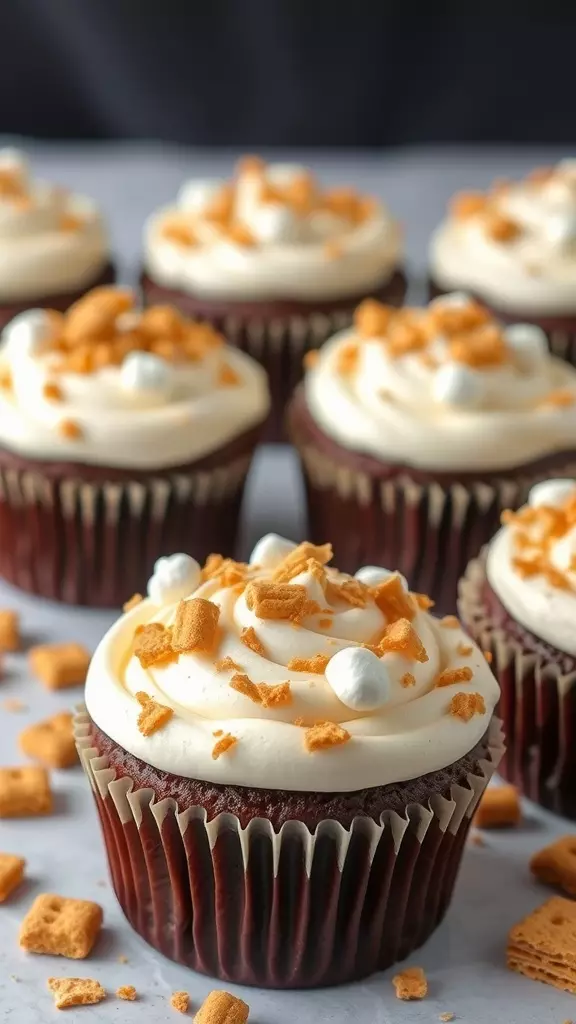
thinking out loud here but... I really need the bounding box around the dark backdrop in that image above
[2,4,575,147]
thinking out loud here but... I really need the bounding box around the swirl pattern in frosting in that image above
[430,161,576,314]
[0,286,269,468]
[144,156,402,301]
[304,293,576,471]
[0,148,109,302]
[85,535,500,792]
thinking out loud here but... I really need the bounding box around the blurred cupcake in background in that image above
[0,148,114,327]
[429,160,576,365]
[141,156,406,438]
[0,286,269,606]
[288,292,576,613]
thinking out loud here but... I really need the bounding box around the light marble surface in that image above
[1,142,575,1023]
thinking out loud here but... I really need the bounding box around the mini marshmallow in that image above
[546,213,576,249]
[326,646,390,711]
[432,362,484,408]
[429,291,473,309]
[503,323,548,365]
[0,147,28,174]
[249,534,297,568]
[120,351,172,399]
[2,309,50,356]
[355,565,408,590]
[247,202,297,244]
[528,479,576,508]
[550,524,576,576]
[178,178,226,214]
[147,553,201,605]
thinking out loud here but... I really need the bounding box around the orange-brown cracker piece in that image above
[117,985,137,1001]
[20,893,103,958]
[212,733,237,760]
[400,672,416,688]
[226,222,257,248]
[0,766,52,818]
[287,654,329,673]
[474,784,521,829]
[484,211,522,242]
[19,711,77,769]
[304,721,351,753]
[123,592,143,612]
[58,418,83,440]
[392,966,428,1000]
[48,977,106,1009]
[133,623,176,668]
[1,698,26,712]
[439,1015,455,1022]
[272,541,332,582]
[172,597,220,654]
[318,617,333,629]
[43,380,63,402]
[440,615,460,628]
[449,691,486,721]
[450,190,487,219]
[372,575,415,622]
[0,609,20,650]
[354,298,393,338]
[0,853,25,902]
[218,362,241,387]
[170,990,190,1013]
[65,285,134,342]
[457,643,473,657]
[484,649,493,664]
[0,367,12,391]
[449,323,508,369]
[428,297,490,336]
[230,672,292,709]
[530,836,576,896]
[330,577,369,608]
[435,666,474,688]
[240,626,266,656]
[29,642,90,690]
[413,592,435,611]
[135,692,174,736]
[335,340,359,376]
[162,219,197,247]
[380,618,428,663]
[245,580,308,621]
[538,388,576,409]
[214,655,242,672]
[507,896,576,994]
[303,349,320,370]
[195,989,249,1024]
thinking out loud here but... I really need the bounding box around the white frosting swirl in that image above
[144,159,402,301]
[0,149,109,302]
[430,161,576,314]
[304,294,576,471]
[487,479,576,655]
[85,535,499,792]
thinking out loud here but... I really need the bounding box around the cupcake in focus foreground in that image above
[429,160,576,364]
[76,535,501,988]
[288,292,576,613]
[460,479,576,820]
[0,148,114,326]
[0,287,269,606]
[141,156,405,438]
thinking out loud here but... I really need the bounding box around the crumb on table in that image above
[0,852,25,902]
[474,784,521,829]
[28,642,90,690]
[19,893,103,959]
[0,766,52,818]
[194,990,249,1023]
[18,711,77,769]
[48,977,106,1009]
[392,966,428,1000]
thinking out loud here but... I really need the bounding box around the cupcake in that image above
[141,156,406,439]
[429,160,576,365]
[288,292,576,614]
[0,286,269,606]
[460,478,576,820]
[0,148,114,327]
[76,535,502,988]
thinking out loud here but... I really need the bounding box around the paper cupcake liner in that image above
[74,708,503,989]
[0,452,252,607]
[459,556,576,819]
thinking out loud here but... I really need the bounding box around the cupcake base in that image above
[0,261,117,331]
[140,268,407,441]
[287,386,576,613]
[459,555,576,820]
[0,425,261,607]
[75,712,503,989]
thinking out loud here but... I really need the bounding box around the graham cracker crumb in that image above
[117,954,129,964]
[474,785,521,829]
[441,615,460,628]
[435,666,474,688]
[230,672,292,708]
[303,349,320,370]
[379,618,428,662]
[287,654,329,673]
[335,340,359,376]
[245,580,308,621]
[170,990,189,1014]
[48,977,106,1010]
[19,711,77,769]
[214,655,242,672]
[531,836,576,896]
[172,598,220,654]
[20,893,103,958]
[133,623,176,668]
[212,733,237,760]
[43,381,63,402]
[135,692,174,736]
[240,626,266,656]
[213,729,223,737]
[304,721,351,753]
[318,617,333,629]
[449,691,486,721]
[0,853,25,902]
[450,190,486,219]
[507,896,576,994]
[372,575,415,623]
[439,1015,455,1022]
[0,765,52,818]
[457,643,473,657]
[272,542,333,582]
[484,649,493,664]
[29,642,90,690]
[123,593,143,612]
[117,985,137,1001]
[400,672,416,687]
[195,990,249,1024]
[330,577,369,608]
[538,388,576,409]
[392,966,428,1000]
[0,609,20,651]
[58,418,83,440]
[413,592,435,611]
[354,298,393,338]
[218,362,241,387]
[1,698,26,712]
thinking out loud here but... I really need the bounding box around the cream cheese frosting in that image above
[144,156,402,302]
[84,536,500,792]
[430,161,576,315]
[303,293,576,472]
[0,287,269,468]
[0,148,109,302]
[487,479,576,655]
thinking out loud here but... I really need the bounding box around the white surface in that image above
[1,142,576,1023]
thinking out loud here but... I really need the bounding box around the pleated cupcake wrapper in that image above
[0,453,252,607]
[459,555,576,820]
[295,436,576,614]
[74,708,503,989]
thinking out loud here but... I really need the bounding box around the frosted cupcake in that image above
[76,535,501,988]
[429,161,576,365]
[0,148,113,327]
[288,292,576,612]
[0,287,269,606]
[141,156,405,438]
[460,479,576,819]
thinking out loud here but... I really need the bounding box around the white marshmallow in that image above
[355,565,408,590]
[325,646,390,711]
[546,213,576,249]
[266,163,309,186]
[528,478,576,509]
[432,363,484,408]
[429,291,473,309]
[2,309,50,356]
[178,178,226,214]
[558,158,576,180]
[249,533,297,568]
[247,202,297,244]
[120,351,173,402]
[0,147,28,175]
[147,553,201,605]
[503,323,548,366]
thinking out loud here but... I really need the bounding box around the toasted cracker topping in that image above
[134,623,176,668]
[538,388,576,409]
[440,615,460,628]
[436,666,474,688]
[303,349,320,370]
[449,691,486,721]
[58,418,83,440]
[43,381,63,402]
[505,490,576,591]
[218,361,241,387]
[123,593,143,613]
[240,626,266,656]
[392,966,428,1001]
[212,733,237,760]
[354,298,393,338]
[450,191,487,219]
[172,598,220,654]
[230,672,292,709]
[400,672,416,687]
[245,580,308,621]
[457,642,473,656]
[335,340,359,376]
[413,592,435,611]
[372,575,416,623]
[379,618,428,662]
[214,655,242,672]
[329,577,369,608]
[287,654,330,674]
[272,541,333,582]
[135,692,174,736]
[484,211,522,242]
[304,721,351,752]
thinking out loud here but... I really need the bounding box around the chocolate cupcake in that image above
[0,148,114,327]
[460,478,576,820]
[0,287,269,606]
[429,161,576,365]
[141,156,406,439]
[288,293,576,614]
[76,535,502,988]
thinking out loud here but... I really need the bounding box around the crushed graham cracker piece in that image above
[372,575,415,623]
[484,649,493,664]
[450,190,487,219]
[226,222,257,247]
[245,580,308,621]
[0,853,25,902]
[29,642,90,690]
[213,729,223,737]
[195,990,249,1024]
[531,836,576,897]
[287,654,329,673]
[117,985,137,1001]
[42,381,63,402]
[218,361,241,387]
[474,784,521,829]
[133,623,176,668]
[48,977,106,1010]
[19,711,77,769]
[379,618,428,662]
[230,672,292,709]
[20,893,103,958]
[58,418,83,440]
[330,577,369,608]
[135,692,173,736]
[240,626,266,656]
[538,388,576,409]
[335,340,359,375]
[507,896,576,994]
[484,211,522,242]
[0,367,12,391]
[440,615,460,628]
[172,598,220,654]
[170,990,190,1014]
[123,593,143,612]
[413,592,435,611]
[214,655,242,672]
[272,541,333,582]
[1,698,26,712]
[65,286,134,342]
[303,349,320,370]
[435,666,474,688]
[392,966,428,1000]
[117,954,129,964]
[318,617,333,629]
[304,721,351,753]
[449,323,507,368]
[354,298,392,338]
[439,1015,455,1022]
[457,643,473,657]
[0,766,52,818]
[0,609,20,651]
[400,672,416,687]
[162,219,197,247]
[449,691,486,721]
[212,733,237,760]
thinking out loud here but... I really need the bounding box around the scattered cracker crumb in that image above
[218,362,241,387]
[474,785,521,829]
[303,349,320,369]
[133,623,176,669]
[123,593,143,612]
[287,654,329,674]
[214,656,242,672]
[195,990,249,1023]
[212,733,237,760]
[172,598,220,654]
[19,711,77,769]
[531,836,576,897]
[372,575,415,622]
[305,721,350,753]
[392,966,428,1000]
[135,692,174,736]
[441,615,460,628]
[0,852,25,902]
[43,381,63,402]
[230,672,292,708]
[457,643,473,657]
[20,893,103,958]
[117,985,137,1001]
[170,990,189,1014]
[449,691,486,721]
[117,954,129,963]
[439,1014,455,1022]
[380,618,428,662]
[240,625,266,656]
[484,649,493,664]
[58,418,83,440]
[29,642,90,690]
[1,698,26,712]
[469,830,485,847]
[413,592,435,611]
[0,609,20,651]
[48,977,106,1010]
[400,672,416,687]
[0,765,52,818]
[435,666,473,688]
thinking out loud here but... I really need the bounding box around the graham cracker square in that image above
[531,836,576,897]
[0,766,52,818]
[474,785,521,828]
[0,852,25,902]
[0,609,20,651]
[20,893,103,959]
[29,642,90,690]
[19,711,77,769]
[507,896,576,994]
[48,977,106,1009]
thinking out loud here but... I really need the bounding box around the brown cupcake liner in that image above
[0,451,253,607]
[74,708,503,989]
[459,554,576,819]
